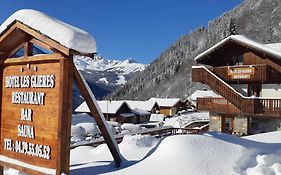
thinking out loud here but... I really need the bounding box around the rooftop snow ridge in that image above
[0,9,96,54]
[195,35,281,62]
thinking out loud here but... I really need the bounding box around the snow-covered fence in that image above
[70,125,209,149]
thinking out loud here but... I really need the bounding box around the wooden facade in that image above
[192,36,281,135]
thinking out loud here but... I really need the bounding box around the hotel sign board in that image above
[227,67,255,79]
[0,56,71,174]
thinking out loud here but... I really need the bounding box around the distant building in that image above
[148,98,185,117]
[140,114,165,128]
[192,35,281,135]
[75,101,136,124]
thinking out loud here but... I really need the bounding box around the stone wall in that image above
[233,115,248,135]
[209,112,222,132]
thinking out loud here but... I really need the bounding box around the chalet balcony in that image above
[197,97,240,114]
[192,66,281,118]
[210,64,281,83]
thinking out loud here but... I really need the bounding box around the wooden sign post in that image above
[0,20,122,175]
[0,54,73,175]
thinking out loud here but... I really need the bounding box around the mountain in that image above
[107,0,281,100]
[72,55,147,109]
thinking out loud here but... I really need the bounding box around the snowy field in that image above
[68,131,281,175]
[5,112,281,175]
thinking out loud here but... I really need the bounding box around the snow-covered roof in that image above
[75,100,130,114]
[131,108,150,116]
[0,9,96,54]
[188,90,221,101]
[149,114,165,122]
[148,98,182,107]
[120,113,135,118]
[126,100,158,111]
[194,35,281,62]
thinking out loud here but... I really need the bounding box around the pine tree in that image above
[223,18,238,38]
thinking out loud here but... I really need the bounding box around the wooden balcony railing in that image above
[192,66,281,117]
[210,64,281,83]
[197,97,240,114]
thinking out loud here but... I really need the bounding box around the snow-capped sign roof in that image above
[75,100,130,114]
[194,35,281,62]
[148,98,181,107]
[0,9,96,54]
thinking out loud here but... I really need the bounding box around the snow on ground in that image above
[243,131,281,143]
[164,112,209,128]
[4,131,281,175]
[70,134,159,175]
[70,131,281,175]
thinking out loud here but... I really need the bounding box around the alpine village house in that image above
[192,35,281,135]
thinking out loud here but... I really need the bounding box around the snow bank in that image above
[243,131,281,143]
[71,125,86,142]
[121,123,142,133]
[246,151,281,175]
[105,132,281,175]
[0,9,96,54]
[70,134,160,167]
[164,112,209,128]
[76,123,100,137]
[110,134,251,175]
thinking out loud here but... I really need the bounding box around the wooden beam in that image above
[73,64,122,167]
[0,22,17,43]
[4,53,63,65]
[30,38,61,54]
[24,41,33,57]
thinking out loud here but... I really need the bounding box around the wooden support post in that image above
[73,64,122,167]
[0,63,3,175]
[57,57,73,175]
[24,41,33,57]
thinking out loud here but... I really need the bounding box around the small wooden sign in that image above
[227,67,255,79]
[0,55,72,174]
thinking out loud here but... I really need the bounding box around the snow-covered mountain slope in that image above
[74,55,146,77]
[72,55,147,109]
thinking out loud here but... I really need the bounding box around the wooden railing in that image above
[197,97,240,114]
[253,98,281,117]
[211,64,281,83]
[70,125,209,149]
[192,66,281,117]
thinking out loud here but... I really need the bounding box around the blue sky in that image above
[1,0,241,64]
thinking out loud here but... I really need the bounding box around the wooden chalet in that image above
[148,98,185,117]
[75,101,137,124]
[192,35,281,135]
